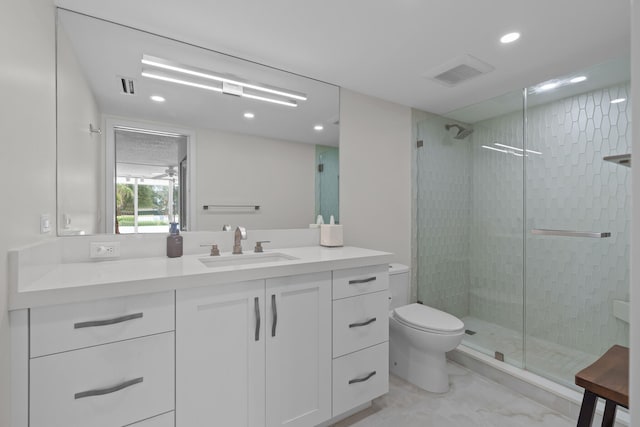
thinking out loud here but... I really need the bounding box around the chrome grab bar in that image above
[531,229,611,238]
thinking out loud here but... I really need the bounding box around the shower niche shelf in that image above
[603,153,631,167]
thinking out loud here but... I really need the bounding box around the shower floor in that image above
[460,316,599,389]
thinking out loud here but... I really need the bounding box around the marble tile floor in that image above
[461,316,599,390]
[333,362,575,427]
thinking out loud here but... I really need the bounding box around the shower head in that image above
[445,123,474,139]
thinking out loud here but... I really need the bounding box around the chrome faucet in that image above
[233,226,247,254]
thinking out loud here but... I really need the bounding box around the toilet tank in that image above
[389,263,410,310]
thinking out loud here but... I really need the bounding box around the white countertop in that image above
[10,246,393,310]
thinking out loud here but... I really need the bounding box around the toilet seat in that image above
[392,303,464,335]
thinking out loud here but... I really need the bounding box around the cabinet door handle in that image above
[74,377,143,399]
[74,312,143,329]
[254,297,260,341]
[349,317,377,328]
[348,371,376,385]
[348,277,376,285]
[271,294,277,337]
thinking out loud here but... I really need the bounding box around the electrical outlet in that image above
[90,242,121,259]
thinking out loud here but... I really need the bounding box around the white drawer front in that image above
[128,411,174,426]
[31,291,175,357]
[333,291,389,357]
[332,342,389,417]
[30,332,174,427]
[332,264,389,300]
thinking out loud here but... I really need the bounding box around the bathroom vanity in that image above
[9,231,392,427]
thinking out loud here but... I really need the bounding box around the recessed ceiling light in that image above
[538,82,560,92]
[314,125,324,131]
[244,112,255,119]
[500,32,521,44]
[570,76,587,84]
[611,98,626,104]
[150,95,165,102]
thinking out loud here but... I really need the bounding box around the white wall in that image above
[195,128,316,230]
[631,0,639,423]
[57,25,103,235]
[0,0,57,424]
[339,89,412,266]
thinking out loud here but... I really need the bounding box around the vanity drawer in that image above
[129,411,175,426]
[332,264,389,300]
[333,290,389,357]
[332,342,389,417]
[30,332,174,427]
[31,291,175,357]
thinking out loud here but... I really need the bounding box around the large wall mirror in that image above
[56,9,340,236]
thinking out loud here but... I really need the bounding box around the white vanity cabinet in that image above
[27,291,176,427]
[176,271,331,427]
[265,273,332,427]
[176,280,266,427]
[331,264,390,417]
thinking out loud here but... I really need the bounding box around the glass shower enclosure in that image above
[415,57,631,389]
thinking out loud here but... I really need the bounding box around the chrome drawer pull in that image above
[74,312,143,329]
[74,377,143,399]
[349,317,377,328]
[254,297,260,341]
[348,371,376,385]
[348,277,376,285]
[271,294,278,338]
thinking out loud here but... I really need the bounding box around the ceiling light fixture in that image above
[537,82,560,92]
[150,95,165,102]
[314,125,324,131]
[611,98,627,104]
[244,112,255,119]
[570,76,587,84]
[500,32,521,44]
[141,55,306,107]
[142,71,223,93]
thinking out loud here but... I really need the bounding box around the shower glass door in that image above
[415,57,630,391]
[524,61,631,388]
[415,90,525,368]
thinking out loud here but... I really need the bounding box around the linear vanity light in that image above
[141,55,306,107]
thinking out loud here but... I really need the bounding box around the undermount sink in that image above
[199,252,299,268]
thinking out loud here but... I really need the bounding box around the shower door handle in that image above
[531,229,611,238]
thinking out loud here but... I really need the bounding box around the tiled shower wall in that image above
[523,83,631,355]
[415,113,471,319]
[416,82,630,357]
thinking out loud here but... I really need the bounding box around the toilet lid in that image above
[393,303,464,333]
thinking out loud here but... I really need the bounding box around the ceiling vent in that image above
[119,76,136,95]
[425,54,494,87]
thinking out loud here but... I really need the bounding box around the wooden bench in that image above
[575,345,629,427]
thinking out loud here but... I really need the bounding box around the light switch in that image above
[40,214,51,234]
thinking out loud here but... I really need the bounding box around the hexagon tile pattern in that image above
[416,82,630,364]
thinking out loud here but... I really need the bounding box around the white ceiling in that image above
[55,0,631,117]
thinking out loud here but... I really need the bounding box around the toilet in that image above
[388,264,465,393]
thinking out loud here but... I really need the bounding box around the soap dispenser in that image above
[167,222,183,258]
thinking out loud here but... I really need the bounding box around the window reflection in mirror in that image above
[114,127,189,234]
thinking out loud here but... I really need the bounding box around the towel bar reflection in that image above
[203,204,260,211]
[531,229,611,238]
